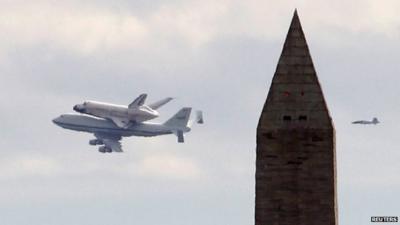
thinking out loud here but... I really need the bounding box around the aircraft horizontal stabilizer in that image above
[196,110,204,124]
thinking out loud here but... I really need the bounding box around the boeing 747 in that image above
[53,108,200,153]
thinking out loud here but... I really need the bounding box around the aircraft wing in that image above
[352,120,369,124]
[95,133,123,152]
[109,117,130,128]
[148,97,173,110]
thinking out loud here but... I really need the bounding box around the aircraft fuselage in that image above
[74,101,158,123]
[53,114,190,137]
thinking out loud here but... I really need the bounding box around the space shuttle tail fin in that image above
[128,94,147,108]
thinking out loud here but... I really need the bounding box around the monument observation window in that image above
[299,115,307,120]
[312,136,323,142]
[264,132,275,139]
[283,115,291,121]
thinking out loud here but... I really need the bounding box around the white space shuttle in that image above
[73,94,173,128]
[352,117,379,125]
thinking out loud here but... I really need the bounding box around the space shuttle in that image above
[73,94,173,128]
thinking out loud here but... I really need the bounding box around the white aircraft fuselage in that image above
[53,113,187,137]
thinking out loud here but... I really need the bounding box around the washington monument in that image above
[256,10,337,225]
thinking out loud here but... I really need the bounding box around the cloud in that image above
[129,154,203,180]
[0,151,202,182]
[0,156,61,179]
[3,0,400,59]
[0,2,148,55]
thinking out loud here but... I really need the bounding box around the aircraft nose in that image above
[52,116,61,124]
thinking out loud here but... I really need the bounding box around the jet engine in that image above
[89,139,103,145]
[98,146,112,153]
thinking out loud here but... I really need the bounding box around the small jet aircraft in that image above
[53,108,202,153]
[73,94,173,128]
[352,117,379,125]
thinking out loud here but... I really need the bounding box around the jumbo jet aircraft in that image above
[53,108,202,153]
[73,94,173,128]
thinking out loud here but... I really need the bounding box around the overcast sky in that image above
[1,0,400,224]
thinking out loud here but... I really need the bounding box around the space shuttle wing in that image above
[94,133,123,152]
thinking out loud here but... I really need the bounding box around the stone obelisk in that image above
[255,10,337,225]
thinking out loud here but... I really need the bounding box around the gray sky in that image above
[1,0,400,224]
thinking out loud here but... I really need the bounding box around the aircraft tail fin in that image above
[373,117,379,124]
[128,94,147,108]
[164,107,192,128]
[148,97,173,110]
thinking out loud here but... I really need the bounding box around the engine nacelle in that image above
[98,146,112,153]
[98,146,106,153]
[89,139,103,145]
